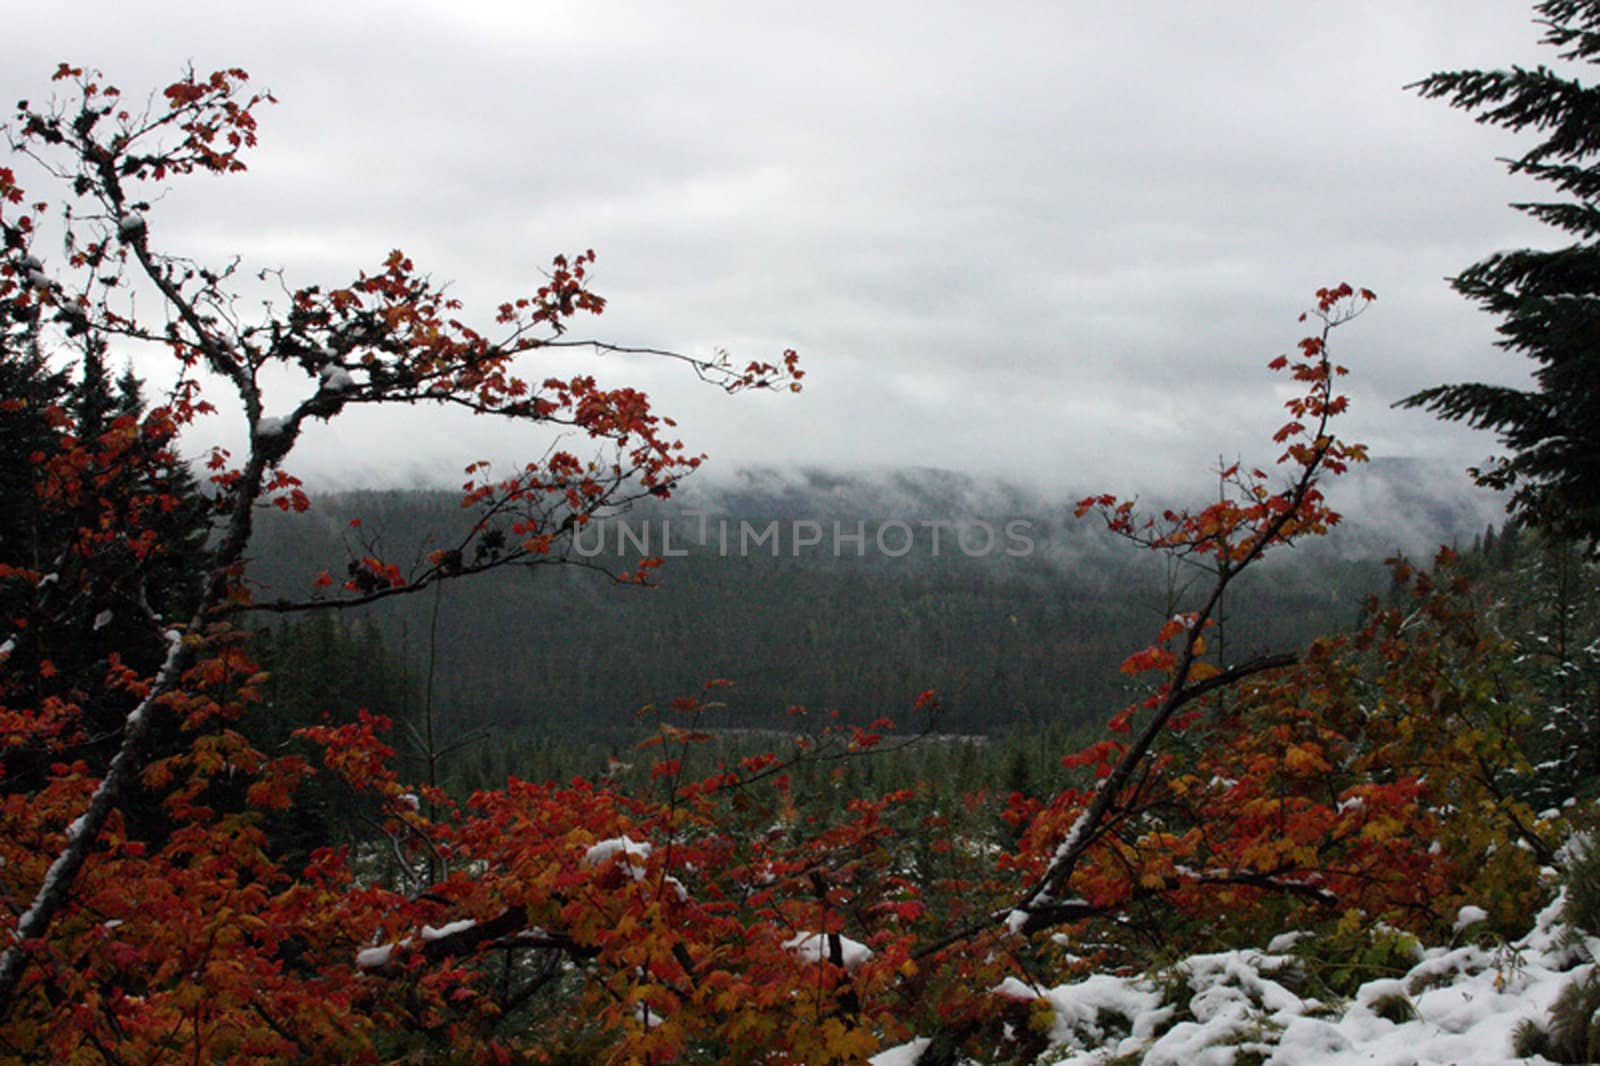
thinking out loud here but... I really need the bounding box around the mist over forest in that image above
[249,458,1501,743]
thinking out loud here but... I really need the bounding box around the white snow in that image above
[318,364,356,392]
[355,943,397,969]
[878,894,1591,1065]
[20,256,49,290]
[122,629,184,733]
[868,1037,931,1065]
[421,919,476,942]
[992,976,1044,1001]
[255,415,287,439]
[583,836,652,879]
[783,931,873,971]
[93,609,112,631]
[116,213,145,238]
[1452,904,1489,934]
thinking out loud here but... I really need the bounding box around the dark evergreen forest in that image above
[242,469,1481,751]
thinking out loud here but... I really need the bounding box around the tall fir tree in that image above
[1401,0,1600,546]
[0,337,210,823]
[0,322,69,587]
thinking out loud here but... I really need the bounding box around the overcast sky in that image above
[1,2,1568,499]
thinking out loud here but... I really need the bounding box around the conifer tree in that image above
[0,335,212,836]
[1402,0,1600,546]
[0,323,68,584]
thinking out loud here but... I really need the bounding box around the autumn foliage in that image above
[0,66,1568,1064]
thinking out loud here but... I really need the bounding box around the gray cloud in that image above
[0,1,1566,504]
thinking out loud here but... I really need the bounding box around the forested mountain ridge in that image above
[247,460,1500,742]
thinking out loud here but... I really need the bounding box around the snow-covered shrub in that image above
[1290,921,1422,1001]
[1512,819,1600,1062]
[1562,826,1600,939]
[1513,970,1600,1063]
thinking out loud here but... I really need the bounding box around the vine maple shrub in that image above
[942,287,1556,1001]
[0,62,1558,1065]
[0,62,799,1056]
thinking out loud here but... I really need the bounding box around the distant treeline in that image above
[246,486,1394,744]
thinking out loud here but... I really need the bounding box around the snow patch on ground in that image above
[876,894,1592,1064]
